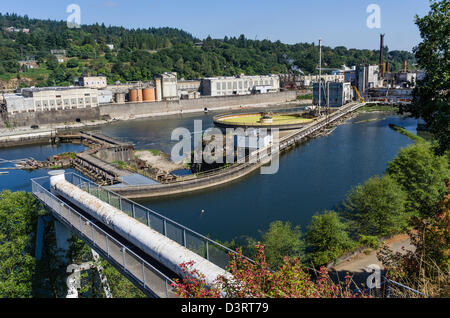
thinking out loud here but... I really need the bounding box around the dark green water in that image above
[0,111,420,242]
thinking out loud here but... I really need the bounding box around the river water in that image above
[0,110,419,242]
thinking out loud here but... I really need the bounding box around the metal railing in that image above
[31,178,177,298]
[38,172,239,270]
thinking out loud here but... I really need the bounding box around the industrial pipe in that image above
[49,171,230,286]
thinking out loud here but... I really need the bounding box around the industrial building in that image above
[299,74,345,87]
[356,64,383,94]
[154,72,178,101]
[5,87,100,114]
[312,82,353,107]
[79,76,108,89]
[201,74,280,97]
[177,80,201,99]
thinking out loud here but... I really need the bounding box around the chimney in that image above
[386,61,390,74]
[380,34,385,78]
[403,61,408,73]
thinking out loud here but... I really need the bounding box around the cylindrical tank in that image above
[137,89,143,102]
[49,172,230,286]
[115,93,126,104]
[129,89,138,102]
[142,88,155,102]
[155,77,162,101]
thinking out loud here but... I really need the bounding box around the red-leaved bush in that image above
[171,243,365,298]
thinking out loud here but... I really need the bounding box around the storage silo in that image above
[143,88,155,102]
[155,77,162,101]
[129,89,138,102]
[137,88,143,102]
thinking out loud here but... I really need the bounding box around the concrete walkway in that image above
[333,234,413,275]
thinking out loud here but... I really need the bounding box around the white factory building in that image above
[78,76,108,89]
[201,74,280,97]
[5,87,100,114]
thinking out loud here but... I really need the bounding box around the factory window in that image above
[216,82,221,91]
[49,100,55,107]
[78,98,84,104]
[244,81,248,89]
[239,81,243,89]
[233,82,237,89]
[64,99,70,106]
[222,82,226,90]
[56,95,61,98]
[227,82,231,89]
[270,80,274,86]
[92,97,97,104]
[56,99,62,106]
[84,93,90,96]
[85,97,91,104]
[71,98,77,105]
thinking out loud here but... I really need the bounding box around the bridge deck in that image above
[32,177,178,298]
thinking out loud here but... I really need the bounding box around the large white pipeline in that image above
[49,172,230,286]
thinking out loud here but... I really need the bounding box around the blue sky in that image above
[1,0,431,51]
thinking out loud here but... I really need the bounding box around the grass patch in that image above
[146,149,162,156]
[357,104,398,113]
[389,124,426,144]
[113,160,128,169]
[297,94,313,100]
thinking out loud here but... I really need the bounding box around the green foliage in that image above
[261,221,304,269]
[408,0,450,155]
[386,143,449,218]
[101,261,146,298]
[0,191,44,298]
[304,211,355,266]
[343,175,409,237]
[358,235,381,250]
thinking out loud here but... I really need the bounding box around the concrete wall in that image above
[100,91,298,120]
[2,107,100,128]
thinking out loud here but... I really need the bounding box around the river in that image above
[0,110,420,242]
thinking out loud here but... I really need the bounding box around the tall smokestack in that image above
[380,34,385,78]
[404,61,408,73]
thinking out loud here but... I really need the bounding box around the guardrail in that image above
[31,177,177,298]
[47,172,240,270]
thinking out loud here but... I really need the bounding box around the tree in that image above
[261,221,304,269]
[377,202,450,297]
[0,191,45,298]
[304,211,354,266]
[407,0,450,154]
[343,175,409,237]
[386,143,449,218]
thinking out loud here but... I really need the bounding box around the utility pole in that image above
[318,39,322,116]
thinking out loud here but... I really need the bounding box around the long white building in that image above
[6,87,99,114]
[201,74,280,97]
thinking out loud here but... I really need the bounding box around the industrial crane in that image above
[352,86,365,103]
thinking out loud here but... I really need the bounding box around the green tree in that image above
[261,221,304,269]
[304,211,354,266]
[343,175,409,237]
[0,191,44,298]
[386,143,449,218]
[407,0,450,154]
